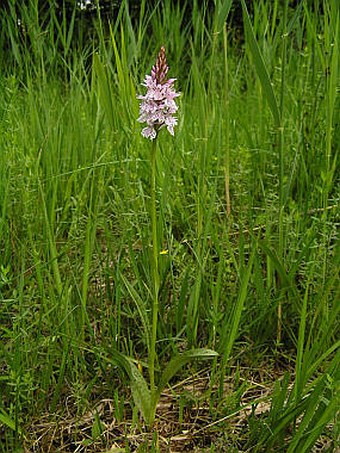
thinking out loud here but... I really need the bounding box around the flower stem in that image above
[149,138,160,393]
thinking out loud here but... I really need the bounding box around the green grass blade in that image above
[120,273,151,353]
[219,248,255,393]
[214,0,233,34]
[92,53,115,131]
[241,0,280,127]
[0,409,22,434]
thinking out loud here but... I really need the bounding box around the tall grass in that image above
[0,0,339,451]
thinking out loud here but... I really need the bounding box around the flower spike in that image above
[151,46,169,84]
[137,46,180,140]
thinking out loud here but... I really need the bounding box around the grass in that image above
[0,0,339,451]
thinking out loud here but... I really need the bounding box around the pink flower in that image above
[138,47,180,140]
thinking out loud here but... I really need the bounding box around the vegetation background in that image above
[0,0,339,451]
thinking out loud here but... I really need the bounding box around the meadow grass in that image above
[0,0,339,451]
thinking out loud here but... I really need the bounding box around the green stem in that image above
[223,25,231,217]
[277,0,288,346]
[149,138,160,393]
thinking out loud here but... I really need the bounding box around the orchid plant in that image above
[112,47,217,428]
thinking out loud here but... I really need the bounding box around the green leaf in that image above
[241,0,280,127]
[287,365,339,453]
[156,348,218,398]
[120,273,151,352]
[110,350,151,424]
[92,53,115,130]
[91,413,104,440]
[257,240,299,300]
[129,360,152,423]
[214,0,233,34]
[0,408,21,434]
[109,348,217,426]
[269,372,290,423]
[219,249,254,390]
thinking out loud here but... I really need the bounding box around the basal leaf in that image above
[129,360,152,423]
[157,348,218,397]
[110,349,151,423]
